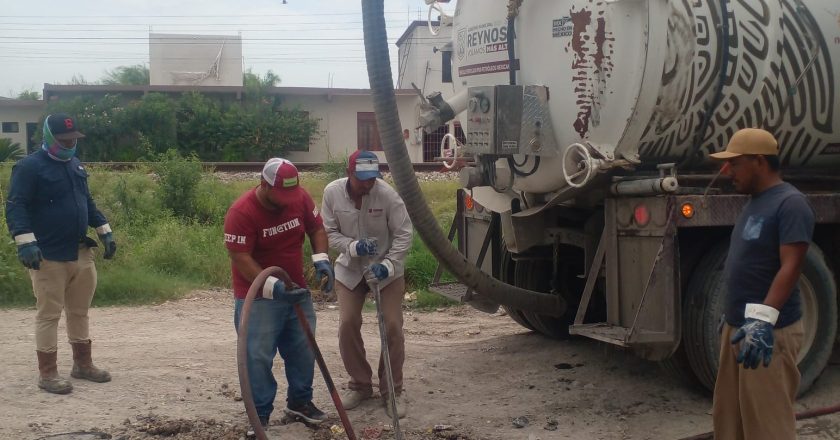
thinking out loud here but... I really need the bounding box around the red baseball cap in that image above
[262,158,304,203]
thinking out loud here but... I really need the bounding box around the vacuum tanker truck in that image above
[361,0,840,393]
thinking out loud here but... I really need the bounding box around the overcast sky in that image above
[0,0,456,97]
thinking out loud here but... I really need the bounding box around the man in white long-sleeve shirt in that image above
[320,150,413,418]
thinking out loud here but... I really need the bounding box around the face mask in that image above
[41,116,77,162]
[48,142,77,161]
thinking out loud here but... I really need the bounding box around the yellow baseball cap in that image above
[710,128,778,159]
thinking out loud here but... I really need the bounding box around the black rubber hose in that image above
[361,0,565,316]
[507,16,516,86]
[508,155,540,177]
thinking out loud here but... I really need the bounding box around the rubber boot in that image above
[36,350,73,394]
[70,340,111,383]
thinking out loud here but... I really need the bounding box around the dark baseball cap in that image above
[46,113,85,140]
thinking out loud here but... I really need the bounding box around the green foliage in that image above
[102,64,150,86]
[151,149,203,220]
[413,289,459,310]
[0,168,460,309]
[0,165,32,304]
[176,92,225,160]
[0,139,24,163]
[16,90,41,100]
[122,93,178,154]
[44,72,319,162]
[319,155,348,182]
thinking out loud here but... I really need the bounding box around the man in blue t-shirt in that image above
[710,128,814,440]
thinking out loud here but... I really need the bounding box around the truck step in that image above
[568,323,631,347]
[428,282,499,313]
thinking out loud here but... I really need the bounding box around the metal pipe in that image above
[365,271,403,439]
[610,177,679,196]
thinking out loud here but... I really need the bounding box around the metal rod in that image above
[292,303,358,440]
[574,229,607,325]
[366,273,404,440]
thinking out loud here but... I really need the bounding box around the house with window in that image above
[1,22,458,164]
[0,97,44,153]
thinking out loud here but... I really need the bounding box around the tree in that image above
[16,90,41,100]
[0,138,24,162]
[68,74,91,85]
[102,64,150,86]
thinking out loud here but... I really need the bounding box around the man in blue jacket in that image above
[5,113,116,394]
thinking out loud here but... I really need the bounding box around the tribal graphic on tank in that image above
[638,0,838,167]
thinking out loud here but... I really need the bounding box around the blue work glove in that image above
[313,259,335,294]
[279,287,311,305]
[264,277,310,305]
[98,232,117,260]
[370,262,391,281]
[353,238,378,257]
[731,318,775,369]
[17,242,43,270]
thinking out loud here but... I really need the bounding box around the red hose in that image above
[678,403,840,440]
[237,266,357,440]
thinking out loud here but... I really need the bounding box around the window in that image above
[2,122,19,133]
[357,112,382,151]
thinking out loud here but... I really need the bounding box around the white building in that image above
[1,21,460,164]
[394,20,462,162]
[149,33,244,87]
[0,98,45,153]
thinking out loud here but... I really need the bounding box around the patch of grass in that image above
[92,266,194,306]
[0,165,461,308]
[412,288,459,310]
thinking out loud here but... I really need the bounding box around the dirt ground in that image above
[2,290,840,440]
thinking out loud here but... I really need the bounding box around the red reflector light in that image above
[634,204,650,226]
[464,194,474,211]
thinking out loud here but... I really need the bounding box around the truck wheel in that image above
[515,258,572,339]
[682,241,837,395]
[499,244,537,332]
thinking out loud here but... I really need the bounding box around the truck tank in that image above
[448,0,840,195]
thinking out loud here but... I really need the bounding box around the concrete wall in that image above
[397,23,456,100]
[283,93,423,164]
[0,101,46,153]
[149,34,243,87]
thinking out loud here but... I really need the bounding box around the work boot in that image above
[36,350,73,394]
[285,401,328,424]
[70,340,111,383]
[340,388,372,410]
[383,392,408,419]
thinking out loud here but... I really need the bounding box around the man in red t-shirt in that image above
[224,158,334,432]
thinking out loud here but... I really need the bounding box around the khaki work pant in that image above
[336,277,405,396]
[29,245,97,353]
[713,321,804,440]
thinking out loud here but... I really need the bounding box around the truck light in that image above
[634,204,650,226]
[464,194,474,211]
[681,202,695,219]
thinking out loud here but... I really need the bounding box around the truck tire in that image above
[682,241,837,395]
[499,245,537,332]
[515,258,572,339]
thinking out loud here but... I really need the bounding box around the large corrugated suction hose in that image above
[361,0,565,316]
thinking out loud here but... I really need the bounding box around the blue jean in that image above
[234,297,316,419]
